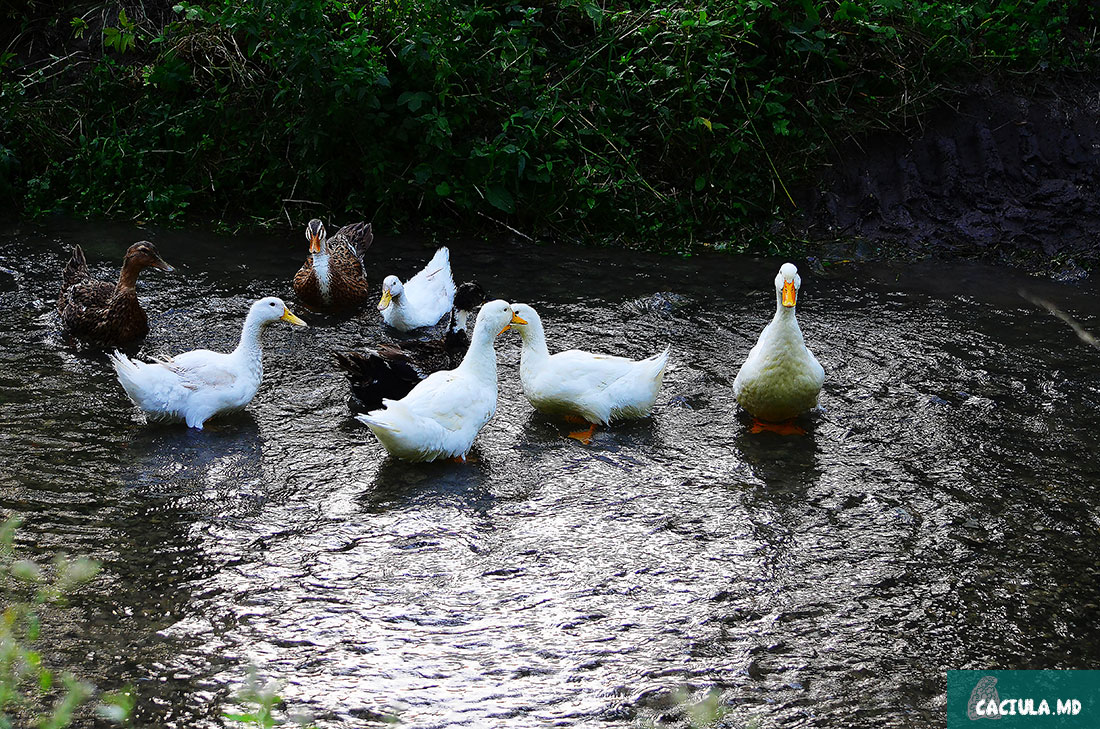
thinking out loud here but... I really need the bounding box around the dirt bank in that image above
[791,78,1100,271]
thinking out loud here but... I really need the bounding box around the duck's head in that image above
[252,296,308,327]
[775,262,801,308]
[480,299,526,337]
[503,302,539,339]
[124,241,174,272]
[377,275,403,311]
[305,219,326,254]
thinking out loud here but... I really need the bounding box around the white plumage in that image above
[109,297,307,429]
[377,247,456,331]
[356,299,521,462]
[510,303,670,427]
[733,262,825,422]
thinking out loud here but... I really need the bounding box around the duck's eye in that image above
[270,302,276,307]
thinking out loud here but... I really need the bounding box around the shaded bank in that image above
[790,78,1100,271]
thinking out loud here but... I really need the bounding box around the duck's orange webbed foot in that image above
[750,418,806,436]
[567,423,597,444]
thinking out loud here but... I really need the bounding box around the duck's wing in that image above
[402,369,490,431]
[154,350,239,390]
[538,350,644,393]
[59,278,115,316]
[332,222,373,261]
[328,240,370,306]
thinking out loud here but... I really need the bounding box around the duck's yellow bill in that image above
[499,312,527,335]
[309,234,322,254]
[782,281,797,308]
[377,290,393,311]
[281,308,308,327]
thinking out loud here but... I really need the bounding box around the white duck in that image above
[109,297,307,429]
[509,303,670,443]
[377,247,456,331]
[733,262,825,428]
[356,299,524,462]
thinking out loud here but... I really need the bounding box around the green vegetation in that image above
[2,1,1098,250]
[0,516,131,729]
[224,668,318,728]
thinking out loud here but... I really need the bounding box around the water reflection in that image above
[3,223,1100,728]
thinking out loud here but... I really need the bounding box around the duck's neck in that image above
[116,260,143,293]
[231,311,267,371]
[456,319,500,382]
[770,295,802,336]
[451,309,470,334]
[518,318,551,367]
[312,252,331,299]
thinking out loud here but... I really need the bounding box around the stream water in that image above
[2,220,1099,728]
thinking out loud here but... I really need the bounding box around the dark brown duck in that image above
[57,241,173,347]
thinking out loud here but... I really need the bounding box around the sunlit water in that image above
[2,221,1099,728]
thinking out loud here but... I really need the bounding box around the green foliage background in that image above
[2,0,1098,249]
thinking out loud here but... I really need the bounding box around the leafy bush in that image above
[2,0,1098,250]
[0,516,132,729]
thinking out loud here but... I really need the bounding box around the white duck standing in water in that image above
[508,303,670,444]
[733,263,824,434]
[377,247,456,331]
[109,297,307,429]
[356,299,524,462]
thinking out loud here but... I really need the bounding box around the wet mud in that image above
[793,79,1100,271]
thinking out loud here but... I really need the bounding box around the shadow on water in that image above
[2,221,1100,727]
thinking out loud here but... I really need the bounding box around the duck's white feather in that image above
[381,247,456,330]
[109,297,303,429]
[733,264,824,421]
[512,304,669,425]
[357,299,512,461]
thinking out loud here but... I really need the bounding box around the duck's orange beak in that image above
[309,233,322,254]
[782,280,797,308]
[499,312,527,335]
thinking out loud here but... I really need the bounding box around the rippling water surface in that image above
[2,221,1099,728]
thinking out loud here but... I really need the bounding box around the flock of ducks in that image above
[56,221,826,461]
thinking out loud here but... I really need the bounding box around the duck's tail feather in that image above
[108,349,145,401]
[61,244,90,289]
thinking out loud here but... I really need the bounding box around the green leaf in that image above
[694,176,705,191]
[435,182,451,196]
[485,186,515,214]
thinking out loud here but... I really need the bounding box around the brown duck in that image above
[292,219,373,311]
[57,241,174,347]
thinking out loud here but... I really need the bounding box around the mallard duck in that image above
[733,262,825,431]
[377,247,456,331]
[57,241,173,347]
[109,297,307,429]
[355,299,523,462]
[508,303,670,444]
[334,282,487,412]
[293,219,373,310]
